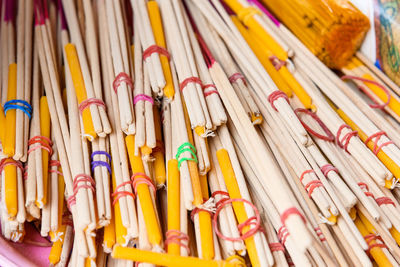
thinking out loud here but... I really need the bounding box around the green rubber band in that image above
[176,142,198,169]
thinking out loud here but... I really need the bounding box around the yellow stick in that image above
[216,149,260,267]
[354,216,392,267]
[199,174,209,200]
[126,135,162,247]
[231,16,292,97]
[49,225,66,265]
[56,167,65,232]
[111,168,127,246]
[104,211,116,252]
[147,0,174,99]
[64,43,96,140]
[153,106,166,186]
[167,159,181,255]
[389,227,400,247]
[224,0,287,61]
[112,246,244,267]
[335,107,400,187]
[38,96,51,206]
[4,63,18,157]
[0,104,5,143]
[3,158,18,218]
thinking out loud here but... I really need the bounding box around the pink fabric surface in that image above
[2,223,51,267]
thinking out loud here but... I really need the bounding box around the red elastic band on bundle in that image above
[152,140,165,154]
[113,72,133,94]
[211,190,230,209]
[299,169,315,183]
[67,173,95,209]
[0,158,23,174]
[268,91,289,111]
[49,160,63,176]
[364,234,387,254]
[202,84,219,97]
[142,45,170,61]
[190,207,214,222]
[280,207,306,226]
[375,197,395,207]
[294,108,335,141]
[78,98,106,114]
[131,172,156,196]
[28,135,53,156]
[229,72,246,85]
[112,181,135,206]
[212,198,261,241]
[165,230,190,254]
[133,94,154,105]
[358,182,375,198]
[23,166,28,180]
[314,227,326,242]
[336,124,358,153]
[364,131,393,155]
[277,226,289,245]
[269,55,286,71]
[179,77,202,92]
[341,75,391,110]
[269,242,285,252]
[304,180,323,197]
[321,164,338,177]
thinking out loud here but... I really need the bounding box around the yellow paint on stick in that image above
[4,63,18,157]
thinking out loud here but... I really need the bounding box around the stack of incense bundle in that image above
[2,0,400,266]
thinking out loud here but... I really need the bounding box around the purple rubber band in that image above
[4,0,15,22]
[133,94,154,105]
[91,161,111,174]
[91,151,112,162]
[247,0,280,26]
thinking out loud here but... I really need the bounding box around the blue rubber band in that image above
[91,151,112,161]
[3,99,32,119]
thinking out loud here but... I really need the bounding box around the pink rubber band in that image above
[358,182,375,198]
[304,180,323,197]
[314,227,326,242]
[179,77,202,92]
[202,84,219,97]
[277,226,289,245]
[321,164,338,177]
[131,173,156,196]
[269,242,285,252]
[0,158,23,174]
[364,131,393,155]
[375,197,395,207]
[28,135,53,156]
[113,72,133,94]
[299,169,315,183]
[280,207,306,226]
[165,230,190,254]
[143,45,170,61]
[133,94,154,105]
[78,98,106,114]
[269,55,286,70]
[294,108,335,141]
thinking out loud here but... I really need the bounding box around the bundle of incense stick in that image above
[3,0,400,266]
[259,0,370,69]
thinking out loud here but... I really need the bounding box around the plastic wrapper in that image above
[261,0,370,68]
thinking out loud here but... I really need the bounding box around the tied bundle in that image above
[260,0,370,68]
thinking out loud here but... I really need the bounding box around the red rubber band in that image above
[165,230,190,254]
[191,207,214,222]
[142,45,170,61]
[202,84,219,97]
[364,131,393,155]
[28,135,53,156]
[212,198,261,241]
[358,182,375,198]
[305,180,323,197]
[363,234,387,254]
[375,197,395,207]
[179,77,202,92]
[211,190,230,209]
[67,173,95,208]
[229,72,246,85]
[0,158,23,174]
[78,98,106,114]
[269,55,286,70]
[336,124,358,153]
[299,169,315,183]
[131,172,156,196]
[277,226,289,245]
[294,108,334,141]
[269,242,285,252]
[112,182,136,206]
[314,227,326,242]
[23,166,28,180]
[341,75,391,110]
[49,160,63,176]
[321,164,338,177]
[280,207,306,226]
[268,91,289,111]
[113,72,133,94]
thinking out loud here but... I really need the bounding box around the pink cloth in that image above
[1,223,51,267]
